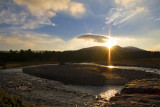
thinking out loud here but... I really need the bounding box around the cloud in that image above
[0,32,110,50]
[47,11,56,18]
[0,35,34,48]
[114,7,145,25]
[0,32,64,50]
[0,0,85,29]
[115,0,140,8]
[13,0,85,17]
[0,31,160,51]
[106,0,147,26]
[150,17,160,21]
[0,0,56,29]
[77,33,109,43]
[154,18,160,21]
[0,9,27,26]
[21,16,56,29]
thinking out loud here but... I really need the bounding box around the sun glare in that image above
[106,36,117,66]
[105,37,116,49]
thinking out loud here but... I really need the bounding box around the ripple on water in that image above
[64,85,122,101]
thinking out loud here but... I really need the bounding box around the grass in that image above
[23,64,107,86]
[0,89,34,107]
[0,61,57,70]
[23,64,160,86]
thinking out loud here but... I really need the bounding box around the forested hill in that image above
[0,46,159,63]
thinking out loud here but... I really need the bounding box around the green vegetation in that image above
[0,89,34,107]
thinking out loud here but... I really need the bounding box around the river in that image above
[0,63,159,106]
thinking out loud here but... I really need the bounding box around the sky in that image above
[0,0,160,51]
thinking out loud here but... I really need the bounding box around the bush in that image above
[0,89,34,107]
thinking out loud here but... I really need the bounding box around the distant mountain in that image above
[123,46,146,52]
[111,45,123,51]
[78,46,108,51]
[79,45,146,52]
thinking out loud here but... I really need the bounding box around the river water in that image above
[0,63,160,106]
[78,63,160,74]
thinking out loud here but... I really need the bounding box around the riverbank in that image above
[0,68,105,106]
[0,61,57,70]
[108,79,160,106]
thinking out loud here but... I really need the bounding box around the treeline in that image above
[0,46,159,63]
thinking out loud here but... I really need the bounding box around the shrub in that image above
[0,89,34,107]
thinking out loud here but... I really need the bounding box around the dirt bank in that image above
[109,79,160,106]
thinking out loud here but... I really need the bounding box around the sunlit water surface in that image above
[65,84,122,100]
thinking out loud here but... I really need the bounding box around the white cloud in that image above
[47,11,56,18]
[0,32,64,50]
[106,0,147,26]
[0,9,27,25]
[0,32,109,51]
[21,15,56,29]
[0,2,56,29]
[115,0,140,8]
[0,0,85,29]
[0,35,34,48]
[0,31,160,51]
[13,0,85,17]
[114,7,145,25]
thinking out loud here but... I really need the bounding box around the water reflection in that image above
[65,85,122,101]
[107,65,115,69]
[78,63,160,74]
[100,89,119,100]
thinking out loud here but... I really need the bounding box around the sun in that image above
[105,37,117,49]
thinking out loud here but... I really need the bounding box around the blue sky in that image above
[0,0,160,51]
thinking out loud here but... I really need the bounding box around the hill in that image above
[123,46,146,52]
[79,45,146,52]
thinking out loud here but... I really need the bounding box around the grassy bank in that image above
[23,64,160,86]
[0,89,34,107]
[23,64,107,86]
[0,61,57,70]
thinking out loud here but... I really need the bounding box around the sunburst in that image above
[105,36,116,49]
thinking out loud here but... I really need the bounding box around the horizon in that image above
[0,0,160,51]
[0,45,159,52]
